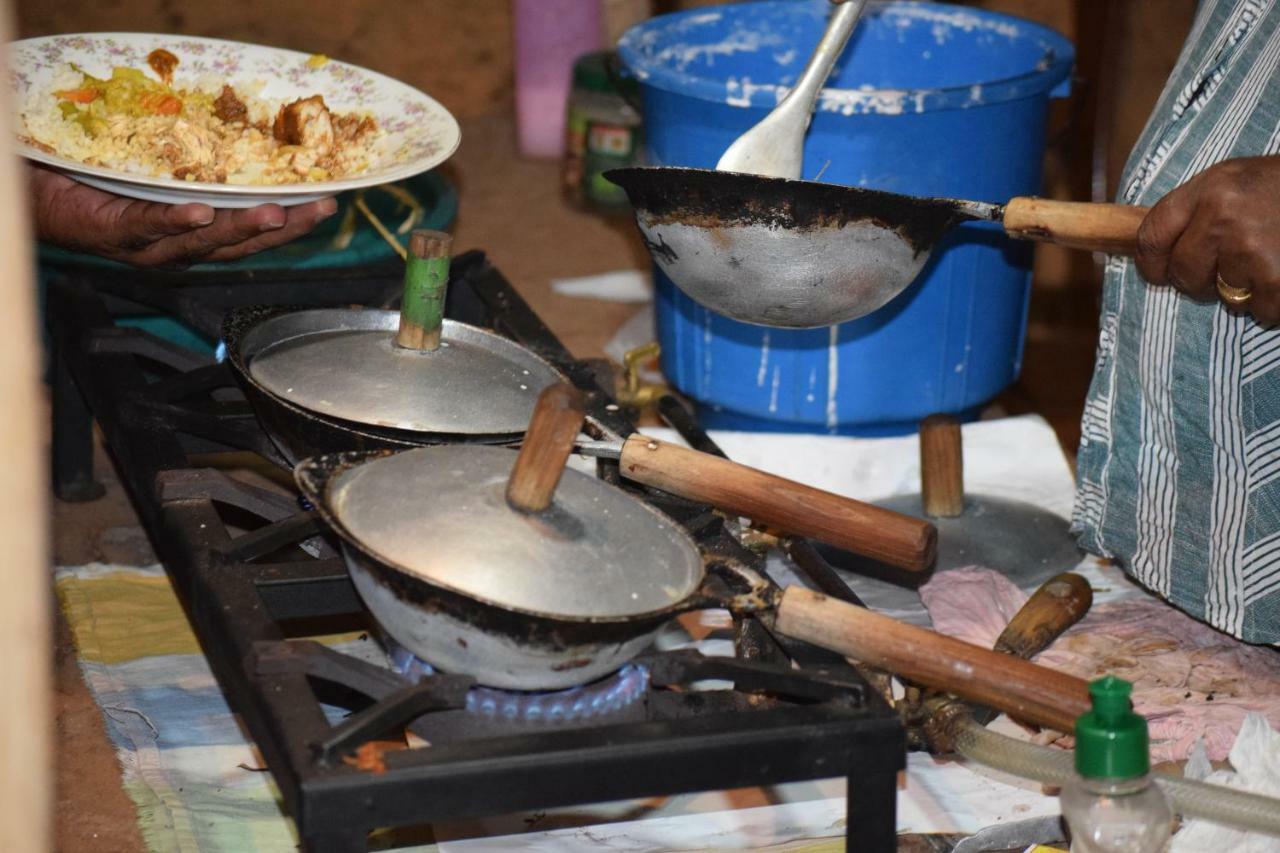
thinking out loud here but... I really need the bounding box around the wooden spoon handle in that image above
[994,572,1093,660]
[617,435,936,572]
[774,586,1090,732]
[506,384,585,513]
[1002,197,1149,255]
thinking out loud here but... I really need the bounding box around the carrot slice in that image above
[54,88,99,104]
[139,92,183,115]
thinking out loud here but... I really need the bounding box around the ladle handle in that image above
[779,0,867,124]
[1002,197,1149,255]
[920,414,964,518]
[506,384,585,513]
[397,229,453,351]
[616,436,936,572]
[773,586,1091,732]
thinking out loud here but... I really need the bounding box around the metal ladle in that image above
[715,0,868,179]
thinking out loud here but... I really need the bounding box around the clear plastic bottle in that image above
[1060,676,1173,853]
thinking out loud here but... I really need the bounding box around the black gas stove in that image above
[46,252,904,852]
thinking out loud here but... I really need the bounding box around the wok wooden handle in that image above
[1002,197,1149,255]
[774,586,1091,732]
[396,229,452,351]
[617,436,936,572]
[506,384,585,513]
[993,572,1093,660]
[920,414,964,518]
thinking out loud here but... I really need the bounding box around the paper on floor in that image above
[551,269,652,302]
[1171,714,1280,852]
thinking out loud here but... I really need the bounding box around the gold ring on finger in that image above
[1216,274,1253,306]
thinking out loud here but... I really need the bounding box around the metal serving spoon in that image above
[715,0,868,179]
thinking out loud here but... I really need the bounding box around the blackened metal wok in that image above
[606,166,1148,329]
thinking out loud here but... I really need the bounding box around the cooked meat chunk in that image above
[171,119,216,165]
[334,113,378,145]
[159,119,224,181]
[272,94,334,155]
[213,85,248,124]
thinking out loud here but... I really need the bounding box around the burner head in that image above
[388,643,649,724]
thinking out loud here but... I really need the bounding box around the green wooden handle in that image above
[397,230,452,350]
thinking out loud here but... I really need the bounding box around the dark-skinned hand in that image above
[1136,154,1280,325]
[29,162,338,268]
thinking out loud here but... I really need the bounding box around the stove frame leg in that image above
[847,767,897,851]
[302,825,369,853]
[51,349,105,502]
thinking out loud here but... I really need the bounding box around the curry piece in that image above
[213,85,248,124]
[146,48,179,86]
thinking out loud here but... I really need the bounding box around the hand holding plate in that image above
[30,163,337,268]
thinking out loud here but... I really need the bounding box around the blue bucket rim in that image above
[616,0,1075,113]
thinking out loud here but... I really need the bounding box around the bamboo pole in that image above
[0,5,52,851]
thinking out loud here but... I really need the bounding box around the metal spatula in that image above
[715,0,868,179]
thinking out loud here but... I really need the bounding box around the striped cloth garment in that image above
[1074,0,1280,643]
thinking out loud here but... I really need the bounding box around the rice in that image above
[19,61,381,186]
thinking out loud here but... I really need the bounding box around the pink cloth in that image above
[919,567,1280,763]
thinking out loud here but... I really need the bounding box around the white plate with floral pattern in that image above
[8,33,461,207]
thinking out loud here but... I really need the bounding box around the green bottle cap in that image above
[1074,676,1150,779]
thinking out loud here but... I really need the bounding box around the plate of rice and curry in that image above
[9,33,461,207]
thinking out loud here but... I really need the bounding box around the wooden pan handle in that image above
[774,586,1090,732]
[920,414,964,518]
[506,385,585,513]
[617,436,936,572]
[1002,197,1149,255]
[396,229,453,351]
[994,572,1093,660]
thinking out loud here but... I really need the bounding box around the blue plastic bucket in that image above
[617,1,1073,434]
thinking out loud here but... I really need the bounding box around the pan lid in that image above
[326,444,705,620]
[243,309,562,436]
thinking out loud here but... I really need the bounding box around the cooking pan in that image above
[298,385,1090,732]
[222,304,566,463]
[606,166,1148,328]
[223,230,569,464]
